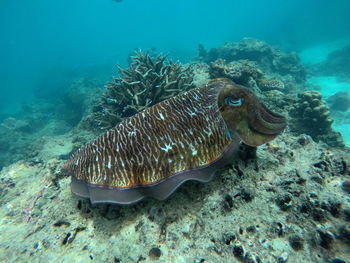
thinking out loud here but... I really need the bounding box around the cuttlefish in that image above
[62,78,286,204]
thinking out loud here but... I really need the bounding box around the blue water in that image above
[1,0,350,113]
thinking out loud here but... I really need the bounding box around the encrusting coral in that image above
[258,78,285,91]
[86,50,194,131]
[198,38,307,84]
[290,90,344,147]
[209,59,285,92]
[209,59,263,87]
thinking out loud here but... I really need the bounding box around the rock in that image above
[276,193,293,211]
[338,225,350,244]
[341,180,350,194]
[222,233,236,245]
[148,247,162,260]
[288,235,304,250]
[277,252,289,263]
[331,258,347,263]
[317,229,334,249]
[232,241,244,258]
[344,208,350,221]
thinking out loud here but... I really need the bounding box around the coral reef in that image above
[319,44,350,81]
[85,51,195,131]
[258,78,285,91]
[328,92,350,112]
[209,59,285,92]
[56,78,103,127]
[209,59,262,88]
[290,90,344,147]
[190,62,210,88]
[198,38,307,84]
[0,78,101,170]
[0,119,33,170]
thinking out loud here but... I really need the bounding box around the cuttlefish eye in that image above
[225,97,244,107]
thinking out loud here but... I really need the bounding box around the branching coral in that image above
[290,90,344,147]
[86,50,195,131]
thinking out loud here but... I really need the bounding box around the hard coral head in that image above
[212,78,287,147]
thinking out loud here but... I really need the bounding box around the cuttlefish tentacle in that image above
[61,78,286,204]
[251,103,287,135]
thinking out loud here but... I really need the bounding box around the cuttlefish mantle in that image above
[61,78,287,204]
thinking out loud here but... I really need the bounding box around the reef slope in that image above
[0,133,349,263]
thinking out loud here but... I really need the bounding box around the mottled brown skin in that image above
[62,78,286,203]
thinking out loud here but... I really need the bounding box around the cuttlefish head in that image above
[213,78,287,147]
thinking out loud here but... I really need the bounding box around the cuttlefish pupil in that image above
[225,97,244,107]
[61,78,286,204]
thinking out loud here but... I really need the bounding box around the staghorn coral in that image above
[86,50,195,131]
[290,90,344,147]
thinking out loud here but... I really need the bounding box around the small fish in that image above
[62,78,286,204]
